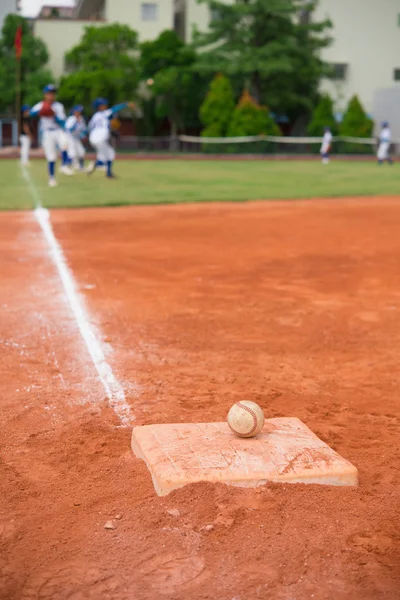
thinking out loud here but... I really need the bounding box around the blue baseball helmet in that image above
[93,97,108,109]
[71,104,84,114]
[21,104,30,112]
[382,121,389,128]
[43,84,57,93]
[324,126,331,132]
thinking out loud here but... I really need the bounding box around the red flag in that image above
[15,26,22,60]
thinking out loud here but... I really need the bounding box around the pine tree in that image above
[339,95,374,154]
[227,90,280,137]
[200,74,235,137]
[308,94,337,136]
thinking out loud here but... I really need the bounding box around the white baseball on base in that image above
[227,401,265,438]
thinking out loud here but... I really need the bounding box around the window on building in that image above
[328,63,348,81]
[141,3,158,21]
[394,69,400,81]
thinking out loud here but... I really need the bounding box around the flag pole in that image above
[15,26,22,141]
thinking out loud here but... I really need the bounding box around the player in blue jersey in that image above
[87,98,135,178]
[30,84,73,187]
[320,126,333,164]
[65,105,87,171]
[377,122,393,165]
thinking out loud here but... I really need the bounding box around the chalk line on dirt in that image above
[21,165,134,426]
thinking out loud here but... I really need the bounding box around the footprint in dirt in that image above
[0,517,16,542]
[0,559,17,600]
[347,531,393,553]
[20,564,131,600]
[139,553,206,595]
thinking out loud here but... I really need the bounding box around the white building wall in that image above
[184,0,233,42]
[105,0,174,42]
[34,20,103,79]
[315,0,400,115]
[184,0,209,41]
[0,0,17,32]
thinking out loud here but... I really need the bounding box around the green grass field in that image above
[1,159,399,211]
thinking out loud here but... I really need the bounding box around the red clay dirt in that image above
[1,198,400,599]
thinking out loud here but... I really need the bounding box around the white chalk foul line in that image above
[22,165,134,426]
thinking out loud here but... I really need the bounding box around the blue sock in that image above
[79,158,84,169]
[107,160,112,176]
[61,150,68,166]
[48,161,55,177]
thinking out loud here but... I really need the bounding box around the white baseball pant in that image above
[320,142,330,155]
[93,140,116,162]
[42,129,64,162]
[90,129,116,162]
[67,136,85,161]
[20,135,31,165]
[377,142,390,161]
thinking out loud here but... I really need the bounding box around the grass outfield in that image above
[1,158,399,210]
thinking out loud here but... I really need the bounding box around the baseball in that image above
[227,401,265,438]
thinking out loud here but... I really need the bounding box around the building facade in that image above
[35,0,174,78]
[314,0,400,117]
[38,5,76,18]
[0,0,18,32]
[34,19,103,78]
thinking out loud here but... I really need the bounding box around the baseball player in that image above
[65,105,87,171]
[87,98,135,178]
[321,126,333,164]
[30,84,73,187]
[20,104,32,166]
[377,122,393,165]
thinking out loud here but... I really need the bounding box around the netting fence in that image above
[117,134,386,156]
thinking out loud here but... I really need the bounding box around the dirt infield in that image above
[1,198,400,599]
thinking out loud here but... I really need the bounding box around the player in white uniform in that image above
[65,105,87,171]
[20,105,32,166]
[30,84,73,187]
[87,97,134,178]
[320,126,333,164]
[377,122,393,165]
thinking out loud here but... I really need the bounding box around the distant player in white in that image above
[20,104,32,166]
[87,97,135,178]
[377,122,393,165]
[321,126,333,164]
[30,84,73,187]
[65,105,87,171]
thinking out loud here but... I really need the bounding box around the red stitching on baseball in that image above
[230,402,259,436]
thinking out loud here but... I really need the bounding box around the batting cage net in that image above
[117,134,384,156]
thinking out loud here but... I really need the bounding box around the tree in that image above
[227,90,280,137]
[141,30,193,79]
[339,95,374,154]
[200,74,235,137]
[194,0,332,121]
[59,24,139,111]
[0,14,53,113]
[139,30,207,138]
[308,94,337,136]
